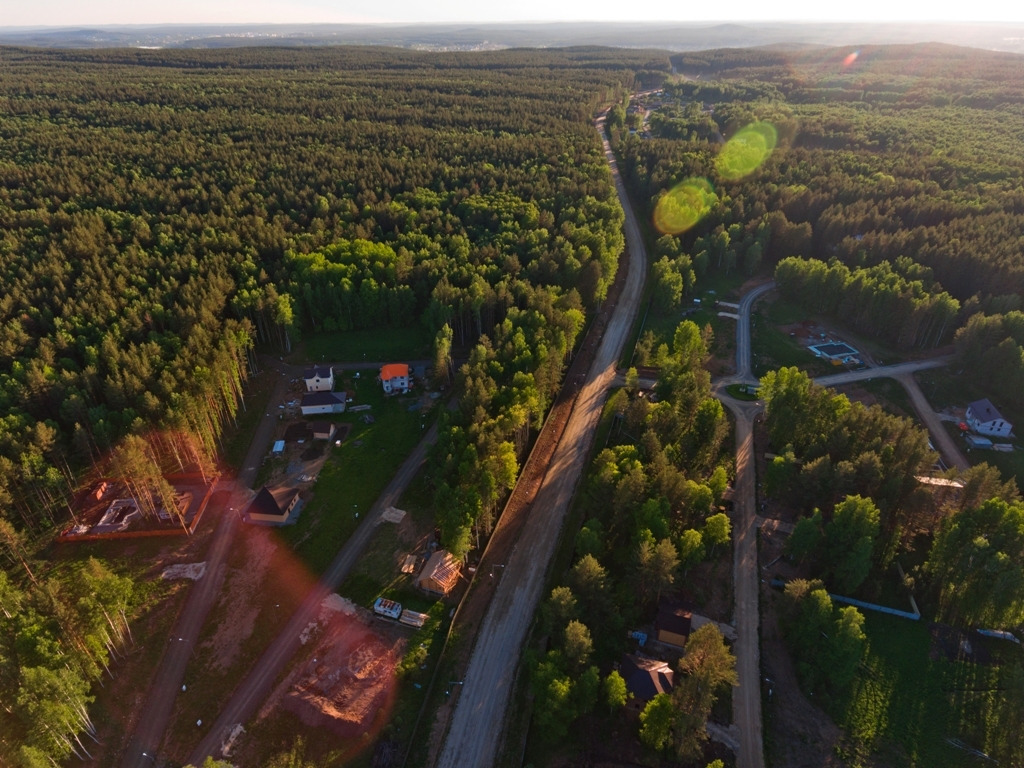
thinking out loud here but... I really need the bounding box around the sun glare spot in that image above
[842,50,860,69]
[653,177,718,235]
[714,121,778,181]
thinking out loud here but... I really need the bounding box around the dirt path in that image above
[187,408,440,765]
[121,364,291,768]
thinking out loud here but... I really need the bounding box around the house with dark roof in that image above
[380,363,410,395]
[416,550,461,597]
[966,398,1012,438]
[303,365,334,393]
[245,486,301,525]
[310,421,336,441]
[619,654,675,707]
[300,391,346,416]
[655,604,692,648]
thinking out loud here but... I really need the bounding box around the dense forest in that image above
[613,44,1024,359]
[608,43,1024,766]
[523,321,736,763]
[0,45,658,766]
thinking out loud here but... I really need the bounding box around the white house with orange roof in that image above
[379,363,410,394]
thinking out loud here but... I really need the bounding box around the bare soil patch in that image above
[203,525,279,673]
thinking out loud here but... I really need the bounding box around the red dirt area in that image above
[283,617,402,737]
[244,602,405,763]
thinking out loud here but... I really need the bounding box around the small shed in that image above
[655,604,692,648]
[245,486,301,525]
[310,421,336,441]
[272,440,285,455]
[416,550,461,597]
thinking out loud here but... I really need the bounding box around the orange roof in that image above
[380,363,409,381]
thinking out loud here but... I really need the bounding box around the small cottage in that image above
[655,604,692,648]
[619,654,675,706]
[310,421,336,441]
[966,398,1012,438]
[245,486,301,525]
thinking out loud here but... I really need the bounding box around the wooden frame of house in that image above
[415,550,461,597]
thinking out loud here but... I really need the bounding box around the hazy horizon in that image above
[5,0,1024,28]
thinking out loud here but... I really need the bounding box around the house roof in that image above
[380,363,410,381]
[246,486,299,519]
[310,420,335,437]
[620,654,674,702]
[656,605,693,637]
[301,391,342,407]
[416,550,461,594]
[968,398,1005,424]
[303,365,333,380]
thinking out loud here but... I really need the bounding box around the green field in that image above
[834,612,1020,768]
[282,374,436,575]
[294,326,432,365]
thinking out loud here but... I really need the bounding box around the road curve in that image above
[434,112,647,768]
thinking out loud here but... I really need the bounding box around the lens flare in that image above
[653,177,718,235]
[842,50,860,69]
[714,121,777,181]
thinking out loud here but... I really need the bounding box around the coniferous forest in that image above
[0,45,649,766]
[3,39,1024,768]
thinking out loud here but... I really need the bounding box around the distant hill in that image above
[1,21,1024,55]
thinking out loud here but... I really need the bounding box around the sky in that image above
[4,0,1024,27]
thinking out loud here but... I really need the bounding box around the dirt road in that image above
[714,281,771,768]
[187,416,440,764]
[434,112,647,768]
[122,361,292,768]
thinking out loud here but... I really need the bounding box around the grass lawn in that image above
[751,307,831,378]
[221,367,280,470]
[292,325,432,365]
[835,612,1016,768]
[857,378,916,419]
[281,380,434,576]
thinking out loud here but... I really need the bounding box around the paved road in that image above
[188,415,440,764]
[732,281,775,383]
[122,361,292,768]
[434,110,647,768]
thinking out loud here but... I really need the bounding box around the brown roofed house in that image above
[619,654,675,707]
[245,486,301,525]
[655,604,692,648]
[415,550,461,597]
